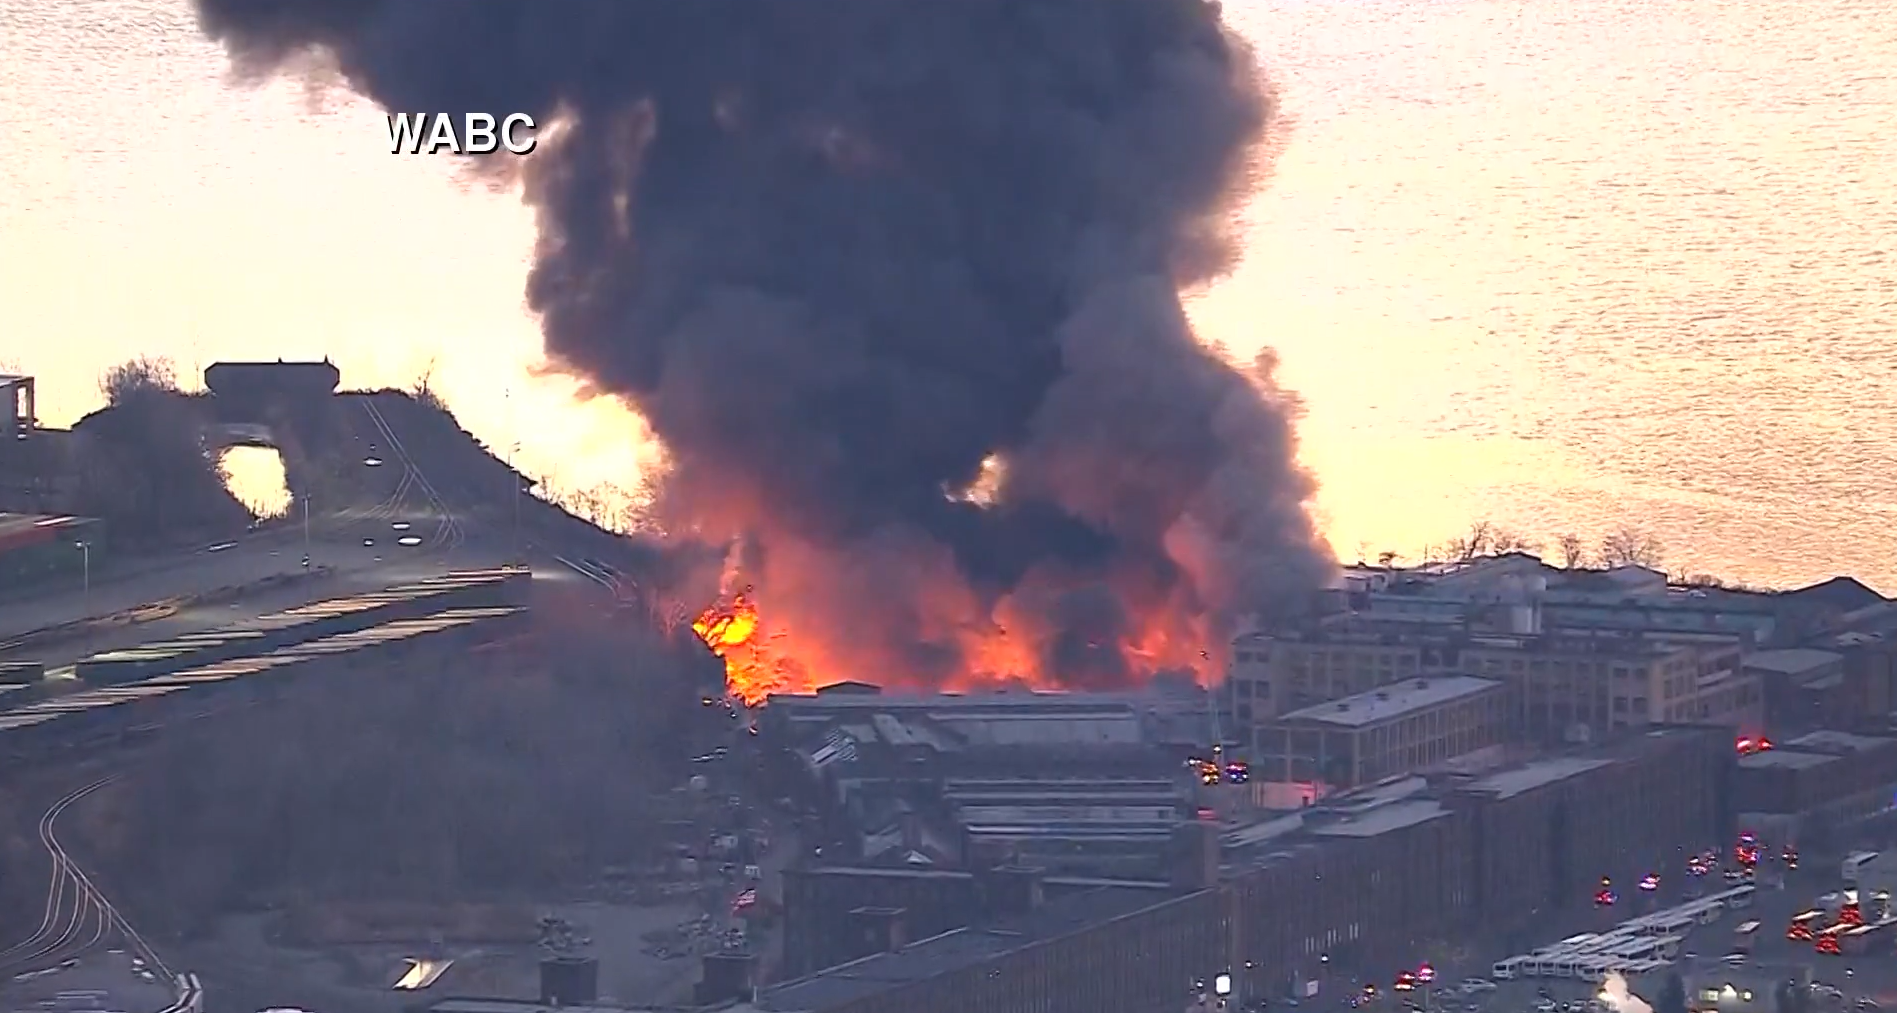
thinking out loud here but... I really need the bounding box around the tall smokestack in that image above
[191,0,1336,691]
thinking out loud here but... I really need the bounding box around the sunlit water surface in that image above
[3,0,1893,587]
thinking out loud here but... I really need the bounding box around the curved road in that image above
[0,777,170,983]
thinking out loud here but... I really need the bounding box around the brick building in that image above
[761,708,1733,1013]
[1230,628,1760,750]
[1734,729,1897,835]
[1254,675,1510,788]
[767,883,1223,1013]
[1223,726,1731,1000]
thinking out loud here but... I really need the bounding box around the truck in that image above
[1844,851,1881,884]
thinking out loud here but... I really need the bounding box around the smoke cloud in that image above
[192,0,1335,688]
[1599,973,1655,1013]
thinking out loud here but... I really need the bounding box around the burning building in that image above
[191,0,1337,702]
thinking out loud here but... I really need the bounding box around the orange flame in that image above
[691,581,1214,707]
[691,589,807,706]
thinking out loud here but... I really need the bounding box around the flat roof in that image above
[1786,729,1896,754]
[1459,756,1613,799]
[424,1001,671,1013]
[1738,750,1836,771]
[1308,799,1448,838]
[1742,649,1844,676]
[1278,675,1501,728]
[760,886,1182,1012]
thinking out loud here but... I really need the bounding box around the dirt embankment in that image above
[70,582,723,941]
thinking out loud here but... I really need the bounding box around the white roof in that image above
[1278,675,1501,728]
[1462,757,1613,799]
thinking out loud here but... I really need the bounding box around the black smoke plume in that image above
[192,0,1335,687]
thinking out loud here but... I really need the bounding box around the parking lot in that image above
[1315,850,1897,1013]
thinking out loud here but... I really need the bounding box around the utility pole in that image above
[506,385,521,563]
[302,495,311,565]
[75,540,89,612]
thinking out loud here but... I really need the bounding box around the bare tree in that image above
[1488,528,1542,555]
[1376,550,1401,568]
[1599,524,1664,569]
[1555,533,1588,569]
[98,355,179,405]
[1444,520,1496,562]
[410,357,449,413]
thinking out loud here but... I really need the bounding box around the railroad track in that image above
[0,777,170,981]
[358,397,465,552]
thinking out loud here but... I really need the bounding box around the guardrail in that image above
[156,971,202,1013]
[0,568,335,655]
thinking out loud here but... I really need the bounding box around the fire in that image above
[691,580,1214,708]
[692,590,759,651]
[692,589,804,706]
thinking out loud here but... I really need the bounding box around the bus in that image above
[1492,957,1524,980]
[1844,851,1880,884]
[1841,917,1897,955]
[1610,936,1682,963]
[1641,913,1697,936]
[1733,920,1762,953]
[1717,884,1757,909]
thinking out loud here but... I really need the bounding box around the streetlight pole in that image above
[75,540,89,611]
[505,385,521,562]
[511,443,522,561]
[302,495,311,565]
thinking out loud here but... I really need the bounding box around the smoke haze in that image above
[191,0,1335,689]
[1600,972,1656,1013]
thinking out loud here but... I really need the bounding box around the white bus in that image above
[1492,957,1524,980]
[1639,913,1696,936]
[1844,851,1880,883]
[1713,884,1756,909]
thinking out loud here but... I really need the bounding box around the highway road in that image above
[0,395,522,661]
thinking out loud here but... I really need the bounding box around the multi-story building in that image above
[1230,627,1761,752]
[1733,729,1897,836]
[1253,675,1510,788]
[1226,726,1732,1000]
[676,731,1733,1013]
[0,374,32,440]
[769,879,1225,1013]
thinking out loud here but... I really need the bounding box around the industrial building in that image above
[1733,728,1897,836]
[202,358,342,403]
[1253,674,1509,788]
[760,725,1733,1013]
[1230,624,1761,751]
[779,865,1181,979]
[1221,725,1731,999]
[1,373,33,440]
[0,512,102,590]
[764,682,1214,885]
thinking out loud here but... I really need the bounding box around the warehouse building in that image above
[1733,728,1897,837]
[1253,674,1510,788]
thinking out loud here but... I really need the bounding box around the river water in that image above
[2,0,1893,587]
